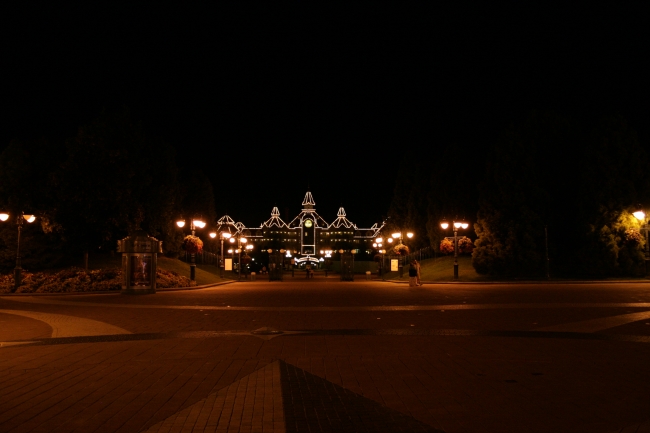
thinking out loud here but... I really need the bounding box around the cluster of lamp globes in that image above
[440,220,469,230]
[0,213,36,223]
[175,217,207,230]
[372,232,414,254]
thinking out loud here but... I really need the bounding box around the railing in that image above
[384,246,437,265]
[180,251,219,265]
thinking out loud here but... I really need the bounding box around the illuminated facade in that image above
[216,191,385,264]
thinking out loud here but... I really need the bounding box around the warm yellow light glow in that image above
[24,215,35,223]
[339,249,345,253]
[222,232,232,239]
[0,213,9,221]
[634,210,646,221]
[440,221,449,230]
[387,238,393,243]
[267,249,273,253]
[373,243,377,247]
[228,249,233,253]
[241,237,247,243]
[391,232,400,239]
[461,223,469,229]
[376,237,383,243]
[229,238,235,243]
[209,232,217,238]
[246,244,253,250]
[454,221,462,229]
[176,220,186,228]
[193,220,206,229]
[406,232,413,238]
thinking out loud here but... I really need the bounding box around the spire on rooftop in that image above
[302,191,315,206]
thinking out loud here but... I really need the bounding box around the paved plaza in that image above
[1,276,650,433]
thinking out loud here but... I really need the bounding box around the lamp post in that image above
[440,218,468,280]
[176,216,206,283]
[229,234,248,281]
[389,231,413,278]
[0,212,36,291]
[209,229,232,278]
[373,237,385,279]
[634,207,649,275]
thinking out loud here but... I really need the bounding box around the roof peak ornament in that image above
[302,191,315,207]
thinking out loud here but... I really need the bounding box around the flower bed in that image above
[0,267,191,293]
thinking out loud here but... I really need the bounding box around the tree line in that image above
[386,111,650,278]
[0,108,217,271]
[3,109,648,278]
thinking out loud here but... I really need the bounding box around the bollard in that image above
[365,271,371,280]
[251,272,256,281]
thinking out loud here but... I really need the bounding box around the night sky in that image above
[2,4,648,228]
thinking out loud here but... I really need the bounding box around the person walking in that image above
[413,259,422,286]
[408,260,418,287]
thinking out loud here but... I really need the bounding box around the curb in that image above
[0,280,237,296]
[377,279,650,285]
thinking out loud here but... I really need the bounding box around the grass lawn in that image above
[382,255,490,282]
[85,253,232,286]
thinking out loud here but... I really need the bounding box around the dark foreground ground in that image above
[1,276,650,433]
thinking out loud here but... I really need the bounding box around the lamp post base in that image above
[453,263,458,280]
[14,266,22,291]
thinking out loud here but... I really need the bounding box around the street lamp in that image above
[176,215,205,283]
[374,236,385,279]
[390,231,414,277]
[440,217,469,280]
[209,228,232,278]
[634,207,649,275]
[0,211,36,291]
[229,234,248,281]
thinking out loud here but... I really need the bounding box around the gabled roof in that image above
[354,221,386,239]
[329,207,357,229]
[262,207,288,228]
[287,211,329,228]
[215,215,237,235]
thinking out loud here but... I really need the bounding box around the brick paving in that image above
[0,278,650,432]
